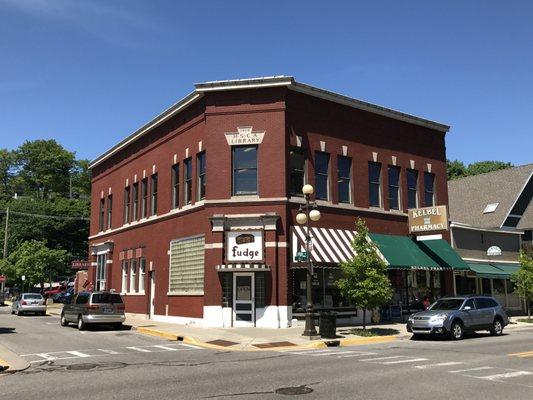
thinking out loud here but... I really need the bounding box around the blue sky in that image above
[1,0,532,165]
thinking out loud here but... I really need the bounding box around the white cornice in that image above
[450,221,524,235]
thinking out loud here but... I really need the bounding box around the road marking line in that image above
[98,349,120,354]
[360,356,404,362]
[66,351,91,358]
[517,354,533,358]
[382,358,428,365]
[450,366,494,373]
[153,345,179,351]
[36,353,57,361]
[479,371,533,381]
[126,346,152,353]
[415,362,464,369]
[338,352,377,358]
[288,349,336,355]
[311,351,351,356]
[508,350,533,356]
[179,343,202,349]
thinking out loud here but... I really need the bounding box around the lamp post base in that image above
[302,311,319,339]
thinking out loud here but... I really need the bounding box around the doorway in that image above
[233,272,254,327]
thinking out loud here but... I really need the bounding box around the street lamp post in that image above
[296,184,321,337]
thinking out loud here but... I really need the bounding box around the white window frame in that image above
[129,259,137,294]
[121,260,128,294]
[168,235,205,295]
[138,258,146,294]
[96,253,107,291]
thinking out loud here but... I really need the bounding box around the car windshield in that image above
[429,299,464,310]
[23,294,43,300]
[92,293,123,304]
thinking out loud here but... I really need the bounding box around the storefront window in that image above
[493,279,505,295]
[482,278,491,295]
[456,275,476,295]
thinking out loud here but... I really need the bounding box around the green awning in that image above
[468,263,510,279]
[415,239,470,271]
[369,233,441,269]
[468,262,521,279]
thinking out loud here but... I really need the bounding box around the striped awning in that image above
[216,263,271,272]
[291,226,356,266]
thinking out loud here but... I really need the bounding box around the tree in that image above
[0,240,68,289]
[446,159,467,180]
[15,139,75,198]
[466,161,512,177]
[512,251,533,320]
[337,218,393,329]
[70,159,92,199]
[0,149,16,199]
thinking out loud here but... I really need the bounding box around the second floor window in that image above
[232,146,257,195]
[424,172,435,206]
[406,169,418,209]
[315,151,329,200]
[289,148,306,196]
[99,198,105,231]
[123,186,131,224]
[388,166,401,210]
[150,173,158,215]
[338,156,352,203]
[184,158,192,204]
[172,164,179,209]
[141,178,148,218]
[197,152,206,200]
[106,194,113,229]
[132,182,139,221]
[368,162,382,207]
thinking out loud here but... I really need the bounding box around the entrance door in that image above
[233,273,254,327]
[149,271,155,319]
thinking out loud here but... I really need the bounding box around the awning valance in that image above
[467,262,520,279]
[216,263,271,272]
[369,234,441,270]
[291,226,355,266]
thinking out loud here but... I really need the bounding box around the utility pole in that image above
[3,207,9,259]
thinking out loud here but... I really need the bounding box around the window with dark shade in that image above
[388,166,400,210]
[338,156,352,203]
[424,172,435,206]
[99,198,105,231]
[315,151,329,200]
[171,164,179,209]
[232,146,257,195]
[368,162,382,207]
[184,158,192,204]
[123,186,130,224]
[150,173,158,215]
[289,148,305,196]
[106,195,113,229]
[255,273,266,308]
[406,169,418,209]
[221,273,233,307]
[141,178,148,218]
[132,182,139,221]
[197,152,206,200]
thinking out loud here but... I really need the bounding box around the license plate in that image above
[103,308,113,314]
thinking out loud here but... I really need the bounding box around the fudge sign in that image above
[226,231,264,262]
[408,205,449,233]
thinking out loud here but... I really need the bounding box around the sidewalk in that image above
[0,343,30,373]
[45,304,533,352]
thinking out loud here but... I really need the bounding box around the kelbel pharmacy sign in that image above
[408,205,449,233]
[226,231,264,262]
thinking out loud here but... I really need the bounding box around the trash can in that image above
[319,311,337,339]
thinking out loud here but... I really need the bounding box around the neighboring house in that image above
[88,76,459,328]
[448,164,533,313]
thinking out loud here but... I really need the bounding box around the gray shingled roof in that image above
[448,164,533,229]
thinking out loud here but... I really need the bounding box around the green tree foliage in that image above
[0,240,68,288]
[447,159,513,181]
[70,159,92,199]
[0,148,16,199]
[337,218,393,329]
[15,139,75,198]
[512,251,533,320]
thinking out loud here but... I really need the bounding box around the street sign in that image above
[295,251,309,262]
[0,275,6,282]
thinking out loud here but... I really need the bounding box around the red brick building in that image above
[88,76,455,328]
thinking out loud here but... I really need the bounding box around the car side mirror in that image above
[463,306,472,311]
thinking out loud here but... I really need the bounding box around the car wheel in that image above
[16,309,22,316]
[490,319,503,336]
[77,315,86,331]
[450,321,463,340]
[60,313,69,327]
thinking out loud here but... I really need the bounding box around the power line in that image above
[0,209,89,221]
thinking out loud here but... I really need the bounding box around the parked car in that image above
[11,293,47,316]
[406,296,509,340]
[60,291,125,330]
[44,285,67,299]
[54,287,75,303]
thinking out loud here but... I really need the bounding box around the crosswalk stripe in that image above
[66,351,91,358]
[36,353,57,361]
[338,352,377,358]
[382,358,428,365]
[153,345,179,351]
[311,351,349,356]
[180,343,202,349]
[479,371,533,381]
[98,349,120,355]
[360,356,404,362]
[450,366,494,373]
[127,346,152,353]
[415,362,464,369]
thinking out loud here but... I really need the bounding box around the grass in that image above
[517,318,533,323]
[347,328,400,337]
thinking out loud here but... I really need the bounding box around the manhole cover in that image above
[275,386,313,395]
[66,363,97,371]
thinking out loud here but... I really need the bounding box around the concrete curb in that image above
[0,345,30,374]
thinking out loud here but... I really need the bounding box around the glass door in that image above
[233,273,254,327]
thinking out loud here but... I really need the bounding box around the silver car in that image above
[406,296,509,340]
[60,291,125,330]
[11,293,47,316]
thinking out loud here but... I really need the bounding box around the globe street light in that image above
[296,184,321,337]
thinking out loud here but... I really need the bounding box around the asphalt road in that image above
[1,305,532,400]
